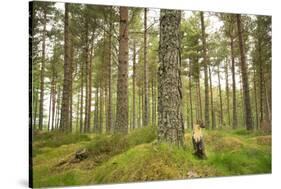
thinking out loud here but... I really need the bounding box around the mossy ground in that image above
[32,127,271,188]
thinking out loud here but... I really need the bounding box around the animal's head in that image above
[197,120,205,129]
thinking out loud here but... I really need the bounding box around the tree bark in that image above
[225,59,231,127]
[132,41,136,129]
[217,64,223,128]
[188,60,194,129]
[230,36,238,129]
[60,3,71,132]
[236,14,253,130]
[200,12,210,128]
[107,13,113,133]
[115,7,129,134]
[209,67,216,129]
[143,8,149,127]
[38,8,47,130]
[158,9,184,146]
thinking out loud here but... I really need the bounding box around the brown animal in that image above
[192,121,206,159]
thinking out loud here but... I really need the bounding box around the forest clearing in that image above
[30,1,272,187]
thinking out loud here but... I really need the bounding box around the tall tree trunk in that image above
[253,69,259,129]
[33,88,39,128]
[55,86,61,129]
[236,14,253,130]
[200,12,210,128]
[79,61,84,133]
[132,41,136,129]
[217,64,223,128]
[225,59,231,127]
[107,13,113,133]
[47,92,52,131]
[94,86,99,133]
[76,93,80,132]
[115,7,129,134]
[69,36,74,132]
[230,36,238,129]
[158,10,184,146]
[99,83,103,133]
[143,8,149,127]
[209,67,216,129]
[188,60,193,129]
[38,8,47,130]
[83,20,89,133]
[86,36,94,133]
[138,85,141,128]
[60,3,71,132]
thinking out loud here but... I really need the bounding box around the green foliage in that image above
[33,131,90,150]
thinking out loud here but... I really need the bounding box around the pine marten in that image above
[192,121,206,159]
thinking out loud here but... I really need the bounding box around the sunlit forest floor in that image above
[32,127,271,187]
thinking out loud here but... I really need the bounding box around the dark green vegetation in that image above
[33,127,271,187]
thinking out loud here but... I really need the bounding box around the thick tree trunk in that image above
[115,7,129,134]
[158,10,184,146]
[209,67,216,129]
[236,14,253,130]
[217,64,223,128]
[69,37,74,132]
[143,8,149,127]
[200,12,210,129]
[230,36,238,129]
[39,8,47,130]
[60,3,71,132]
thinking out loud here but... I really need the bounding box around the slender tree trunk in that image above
[55,86,61,129]
[94,86,99,133]
[230,36,238,129]
[200,12,210,128]
[79,61,84,133]
[99,83,103,133]
[76,93,80,132]
[158,9,184,146]
[132,41,136,129]
[69,37,74,133]
[60,3,71,132]
[138,85,141,128]
[225,59,231,127]
[47,92,52,131]
[86,36,94,133]
[115,7,129,134]
[209,67,216,129]
[107,14,113,133]
[217,64,223,128]
[33,89,39,129]
[84,21,89,133]
[39,8,47,130]
[143,8,149,127]
[236,14,253,130]
[253,69,259,129]
[188,60,193,129]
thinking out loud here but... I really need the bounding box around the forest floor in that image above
[32,126,271,187]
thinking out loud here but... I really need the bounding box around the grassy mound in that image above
[32,127,271,187]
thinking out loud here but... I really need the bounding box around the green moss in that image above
[32,128,271,187]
